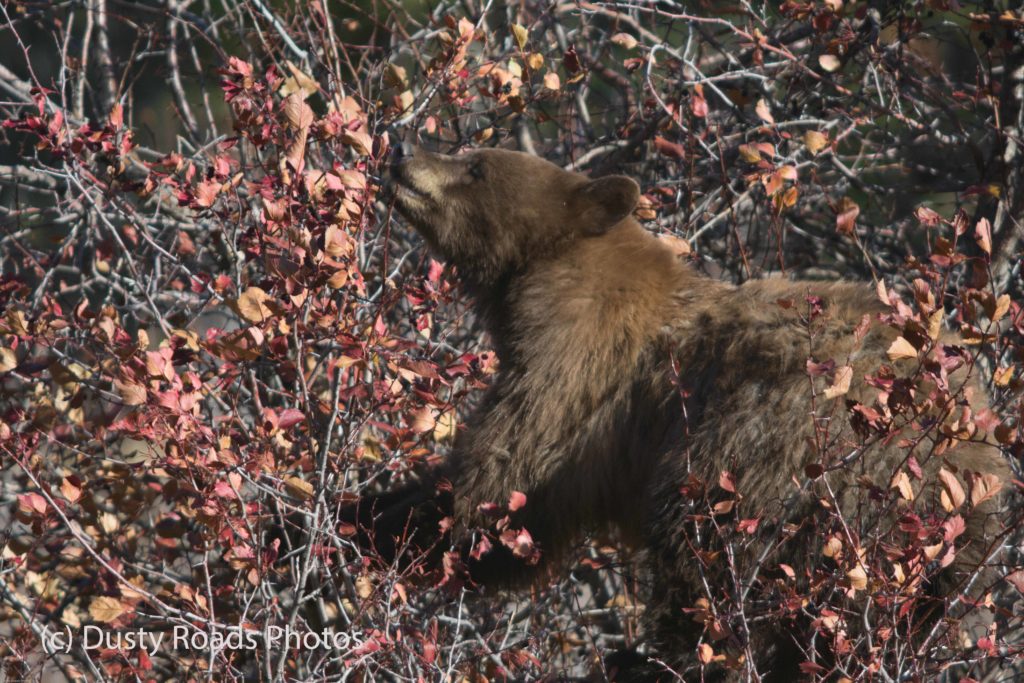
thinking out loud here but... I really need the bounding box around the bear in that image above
[367,143,1011,680]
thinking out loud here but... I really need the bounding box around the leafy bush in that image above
[0,0,1022,680]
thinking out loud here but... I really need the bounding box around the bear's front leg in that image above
[445,436,566,590]
[344,476,453,571]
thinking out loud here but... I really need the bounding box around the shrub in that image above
[0,1,1021,680]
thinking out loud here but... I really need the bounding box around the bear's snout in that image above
[391,139,417,167]
[389,142,427,197]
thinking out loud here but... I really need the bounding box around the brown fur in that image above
[388,147,1010,680]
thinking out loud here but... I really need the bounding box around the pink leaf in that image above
[508,491,527,512]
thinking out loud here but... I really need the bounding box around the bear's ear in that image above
[573,175,641,235]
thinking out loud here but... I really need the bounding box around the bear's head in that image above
[390,146,640,287]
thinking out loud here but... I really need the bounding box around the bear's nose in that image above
[392,140,416,165]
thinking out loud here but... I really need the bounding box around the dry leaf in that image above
[285,476,315,501]
[383,63,408,89]
[543,72,561,90]
[433,410,457,442]
[938,468,966,511]
[738,144,762,163]
[99,511,119,533]
[992,294,1010,323]
[89,596,126,623]
[755,99,774,124]
[235,287,273,323]
[341,129,373,156]
[824,365,853,399]
[283,93,314,130]
[327,270,349,289]
[409,406,436,433]
[61,478,81,503]
[0,347,16,372]
[846,564,868,591]
[284,129,308,172]
[804,130,828,155]
[927,309,943,340]
[511,24,528,49]
[876,279,889,305]
[975,217,992,255]
[969,472,1002,507]
[279,60,319,99]
[891,471,914,501]
[114,379,147,406]
[886,336,918,360]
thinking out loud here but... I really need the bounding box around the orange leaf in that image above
[938,468,966,511]
[969,472,1002,508]
[804,130,828,154]
[974,218,992,255]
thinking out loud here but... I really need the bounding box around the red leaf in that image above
[278,408,305,430]
[942,515,966,543]
[470,535,492,560]
[194,179,221,208]
[737,518,760,534]
[914,206,941,226]
[563,46,581,73]
[508,491,527,512]
[691,85,708,118]
[108,103,123,129]
[835,197,860,235]
[654,136,685,159]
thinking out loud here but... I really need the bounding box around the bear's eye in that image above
[468,162,486,181]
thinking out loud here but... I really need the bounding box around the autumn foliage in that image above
[0,0,1023,680]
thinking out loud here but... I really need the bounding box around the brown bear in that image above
[375,144,1010,680]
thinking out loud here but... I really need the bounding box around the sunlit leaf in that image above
[824,365,853,399]
[818,54,841,72]
[938,468,966,511]
[611,33,638,49]
[235,287,273,323]
[804,130,828,154]
[89,596,127,623]
[511,24,528,50]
